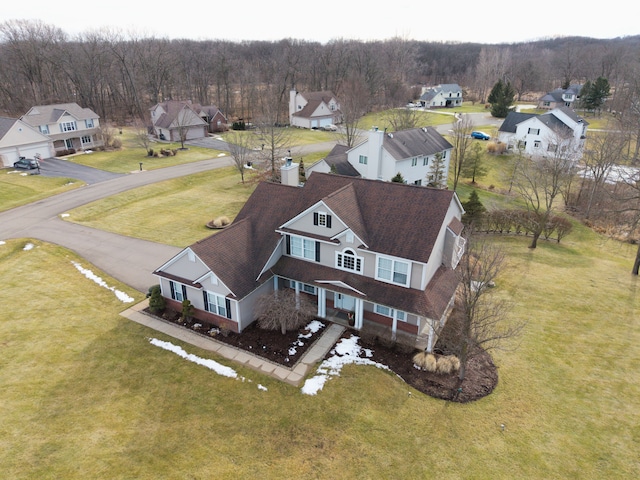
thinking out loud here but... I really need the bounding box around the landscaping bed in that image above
[147,307,498,402]
[147,307,327,367]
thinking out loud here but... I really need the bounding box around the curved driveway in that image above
[1,156,234,293]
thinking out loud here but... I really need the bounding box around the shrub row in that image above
[413,351,461,375]
[468,208,573,242]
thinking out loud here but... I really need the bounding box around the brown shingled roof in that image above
[185,173,457,300]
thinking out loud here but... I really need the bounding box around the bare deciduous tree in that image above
[450,114,475,191]
[453,235,524,381]
[257,288,316,335]
[513,129,579,248]
[226,131,256,184]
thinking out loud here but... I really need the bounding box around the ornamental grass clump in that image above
[413,351,437,372]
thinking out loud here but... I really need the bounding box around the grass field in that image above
[0,170,82,212]
[66,166,257,247]
[1,220,638,478]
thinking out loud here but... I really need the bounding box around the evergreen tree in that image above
[391,172,405,183]
[488,79,515,118]
[580,77,610,114]
[462,190,487,229]
[460,142,488,184]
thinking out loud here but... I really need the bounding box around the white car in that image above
[322,124,337,131]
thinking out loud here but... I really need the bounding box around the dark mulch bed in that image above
[357,334,498,403]
[146,307,498,403]
[146,307,326,367]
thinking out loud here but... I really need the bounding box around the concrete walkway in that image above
[121,299,346,386]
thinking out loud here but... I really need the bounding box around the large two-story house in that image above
[289,89,342,129]
[538,85,583,110]
[497,107,588,158]
[419,84,463,108]
[20,103,103,154]
[306,127,453,187]
[150,101,209,141]
[153,171,465,350]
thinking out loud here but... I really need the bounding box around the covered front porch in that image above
[276,276,442,351]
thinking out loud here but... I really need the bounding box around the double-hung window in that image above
[81,135,92,145]
[411,157,418,167]
[289,236,316,260]
[169,281,186,302]
[376,256,410,286]
[205,292,227,317]
[528,128,540,135]
[359,155,368,165]
[40,125,50,134]
[61,121,77,132]
[85,119,94,128]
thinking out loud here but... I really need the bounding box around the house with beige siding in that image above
[0,117,54,167]
[20,103,103,154]
[153,171,465,350]
[289,89,342,129]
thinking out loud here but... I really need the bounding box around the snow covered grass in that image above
[71,261,134,303]
[302,334,389,395]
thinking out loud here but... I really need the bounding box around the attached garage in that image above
[0,117,54,167]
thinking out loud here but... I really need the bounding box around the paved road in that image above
[1,156,234,293]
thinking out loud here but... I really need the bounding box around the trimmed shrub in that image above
[181,299,194,322]
[445,355,461,372]
[148,285,166,314]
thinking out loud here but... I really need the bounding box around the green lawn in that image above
[1,221,638,478]
[0,170,83,212]
[66,166,257,247]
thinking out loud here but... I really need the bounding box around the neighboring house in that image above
[0,116,55,167]
[419,84,463,108]
[153,171,465,350]
[538,85,583,110]
[150,101,209,141]
[197,105,228,133]
[497,106,588,158]
[20,103,103,154]
[289,90,342,129]
[306,127,453,187]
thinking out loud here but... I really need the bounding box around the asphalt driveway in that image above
[38,157,124,184]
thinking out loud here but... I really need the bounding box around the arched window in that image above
[336,248,362,272]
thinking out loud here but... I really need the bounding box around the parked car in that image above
[471,131,491,140]
[321,124,337,131]
[13,157,40,169]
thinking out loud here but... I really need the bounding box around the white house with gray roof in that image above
[497,107,588,158]
[21,102,103,154]
[419,84,463,108]
[307,127,453,187]
[538,85,583,110]
[0,116,54,167]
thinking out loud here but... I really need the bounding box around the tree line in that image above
[1,19,640,125]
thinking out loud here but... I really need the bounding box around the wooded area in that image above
[1,19,640,125]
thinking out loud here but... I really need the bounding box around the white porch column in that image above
[317,287,326,317]
[426,319,434,353]
[273,276,278,296]
[392,315,398,341]
[355,297,364,329]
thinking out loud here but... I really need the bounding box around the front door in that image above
[334,293,355,311]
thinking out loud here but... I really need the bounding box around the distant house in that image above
[497,106,588,158]
[419,84,463,108]
[150,101,211,141]
[153,171,465,349]
[20,103,103,155]
[0,117,55,167]
[289,90,342,129]
[306,127,453,187]
[538,85,583,110]
[196,105,228,133]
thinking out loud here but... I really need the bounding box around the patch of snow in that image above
[287,320,325,360]
[71,261,134,303]
[23,243,35,251]
[301,335,389,396]
[60,213,70,218]
[0,240,6,245]
[217,153,227,157]
[258,384,268,391]
[149,338,238,378]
